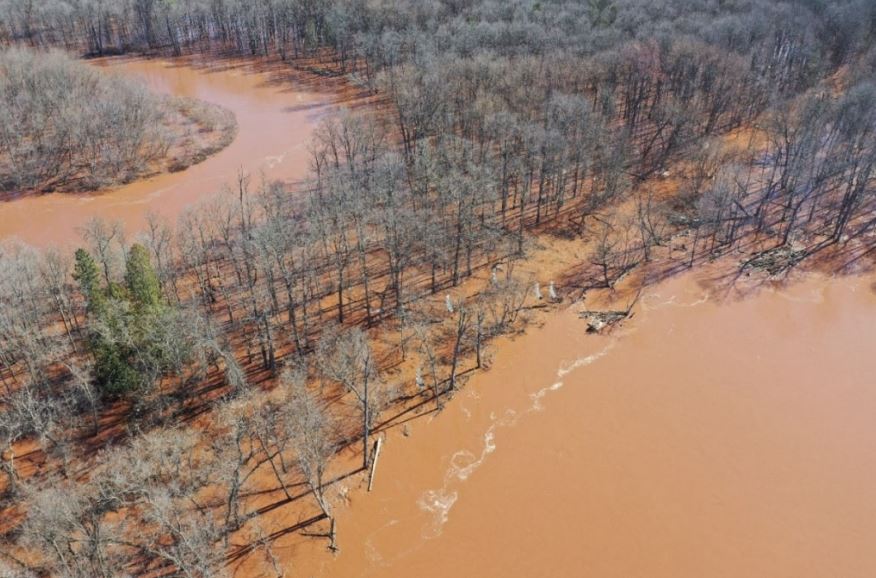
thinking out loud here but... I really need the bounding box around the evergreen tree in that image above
[93,340,142,396]
[125,243,162,308]
[73,247,145,396]
[72,248,105,314]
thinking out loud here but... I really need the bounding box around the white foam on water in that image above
[416,413,511,537]
[530,381,565,411]
[557,342,616,378]
[264,153,286,168]
[417,489,458,537]
[417,341,617,537]
[641,289,710,311]
[451,430,497,481]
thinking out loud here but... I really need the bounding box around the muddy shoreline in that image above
[241,264,876,578]
[0,55,358,246]
[2,53,874,578]
[0,93,237,202]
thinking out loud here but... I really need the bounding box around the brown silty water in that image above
[2,54,873,578]
[241,268,876,578]
[0,56,346,246]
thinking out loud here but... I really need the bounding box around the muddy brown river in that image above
[2,56,873,578]
[248,268,876,578]
[0,57,344,246]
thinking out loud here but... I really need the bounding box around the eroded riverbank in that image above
[0,56,357,246]
[249,267,876,578]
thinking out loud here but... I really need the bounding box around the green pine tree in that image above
[125,243,162,308]
[94,340,142,396]
[72,248,105,314]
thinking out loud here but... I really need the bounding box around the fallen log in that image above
[578,310,630,333]
[578,288,640,333]
[368,437,383,492]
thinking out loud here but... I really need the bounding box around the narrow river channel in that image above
[0,56,344,246]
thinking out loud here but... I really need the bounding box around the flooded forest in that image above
[1,1,875,576]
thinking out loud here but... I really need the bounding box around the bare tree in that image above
[281,370,341,551]
[315,326,381,470]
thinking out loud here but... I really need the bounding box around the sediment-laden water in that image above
[267,269,876,578]
[0,57,343,246]
[3,55,873,578]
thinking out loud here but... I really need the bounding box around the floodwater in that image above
[259,269,876,578]
[5,56,873,578]
[0,57,345,246]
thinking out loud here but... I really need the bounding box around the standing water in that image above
[255,269,876,578]
[3,57,874,578]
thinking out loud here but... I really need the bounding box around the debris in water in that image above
[741,245,808,276]
[579,310,630,333]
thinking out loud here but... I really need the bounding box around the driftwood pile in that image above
[578,310,630,333]
[742,245,808,275]
[578,288,641,333]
